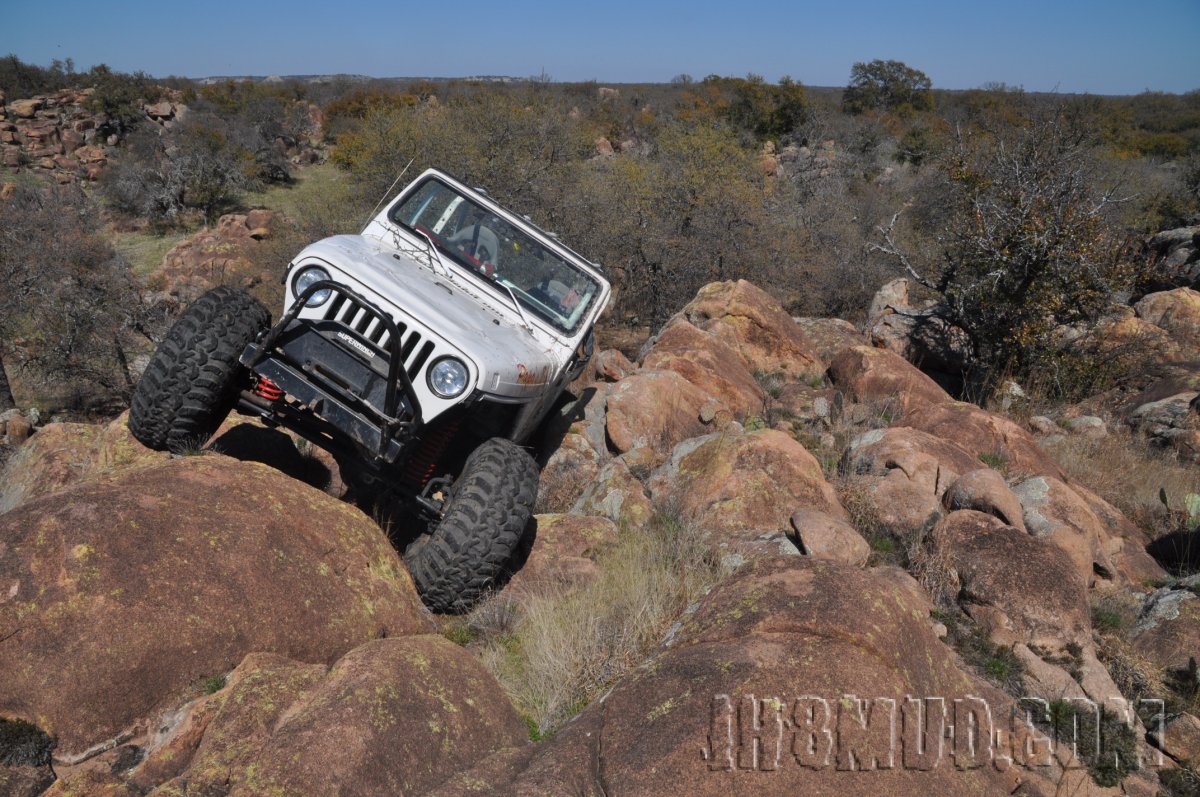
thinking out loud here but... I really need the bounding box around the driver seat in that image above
[449,224,502,270]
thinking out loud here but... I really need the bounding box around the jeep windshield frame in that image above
[388,177,602,335]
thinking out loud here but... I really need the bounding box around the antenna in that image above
[362,157,416,230]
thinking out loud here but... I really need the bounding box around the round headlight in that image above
[428,358,469,399]
[293,266,332,307]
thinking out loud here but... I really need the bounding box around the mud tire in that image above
[405,437,538,613]
[128,286,270,452]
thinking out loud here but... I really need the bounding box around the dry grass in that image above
[1041,426,1200,537]
[108,227,189,276]
[466,510,728,736]
[239,162,360,225]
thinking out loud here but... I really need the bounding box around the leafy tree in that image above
[0,54,75,97]
[564,123,771,325]
[895,119,949,166]
[686,75,808,141]
[85,64,166,138]
[331,85,590,214]
[869,102,1138,396]
[727,75,808,141]
[843,59,934,115]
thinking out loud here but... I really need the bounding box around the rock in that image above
[1093,308,1182,362]
[941,468,1026,531]
[244,207,274,230]
[68,637,529,796]
[604,369,727,455]
[154,215,269,299]
[789,508,869,566]
[932,510,1091,650]
[1131,587,1200,671]
[1146,226,1200,290]
[537,431,602,512]
[594,136,614,157]
[4,415,30,444]
[672,279,824,380]
[1149,712,1200,765]
[1128,391,1198,441]
[1013,476,1130,585]
[8,99,42,118]
[0,415,168,513]
[1069,482,1165,583]
[592,348,634,382]
[772,384,840,424]
[505,514,618,594]
[841,427,981,535]
[60,127,83,149]
[867,277,909,323]
[74,144,105,163]
[126,689,224,790]
[828,345,951,414]
[51,154,79,171]
[143,100,174,119]
[0,455,430,759]
[1150,226,1200,252]
[1064,415,1107,438]
[570,457,652,526]
[640,318,765,416]
[1167,428,1200,462]
[790,316,863,366]
[899,400,1065,479]
[1028,415,1059,435]
[991,380,1025,412]
[1135,287,1200,344]
[649,429,846,560]
[1012,643,1087,702]
[495,557,1040,796]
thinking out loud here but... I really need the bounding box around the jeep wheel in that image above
[129,286,270,452]
[405,437,538,613]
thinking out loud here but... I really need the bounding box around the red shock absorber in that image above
[400,417,461,491]
[252,375,284,401]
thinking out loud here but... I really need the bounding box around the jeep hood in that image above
[293,235,565,398]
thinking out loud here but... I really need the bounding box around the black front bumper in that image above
[239,280,425,463]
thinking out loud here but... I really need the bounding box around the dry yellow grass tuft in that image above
[468,510,728,736]
[1042,427,1200,536]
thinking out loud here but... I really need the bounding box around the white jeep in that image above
[129,169,611,612]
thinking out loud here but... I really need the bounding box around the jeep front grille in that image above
[324,293,435,379]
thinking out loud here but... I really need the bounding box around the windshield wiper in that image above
[497,282,535,335]
[413,228,454,282]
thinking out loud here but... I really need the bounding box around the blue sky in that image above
[7,0,1199,94]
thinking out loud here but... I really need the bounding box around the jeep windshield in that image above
[389,177,601,335]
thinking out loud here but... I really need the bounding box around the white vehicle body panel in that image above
[281,169,610,442]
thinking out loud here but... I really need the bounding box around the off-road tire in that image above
[129,286,270,452]
[405,437,539,613]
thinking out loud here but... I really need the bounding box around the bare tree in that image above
[869,100,1138,396]
[0,184,146,408]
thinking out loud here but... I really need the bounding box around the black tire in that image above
[405,437,539,613]
[129,286,270,452]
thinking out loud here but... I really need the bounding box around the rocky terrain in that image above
[0,87,323,193]
[1,278,1199,796]
[0,88,170,187]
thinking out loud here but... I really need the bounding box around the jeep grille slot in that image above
[323,293,431,379]
[409,340,435,379]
